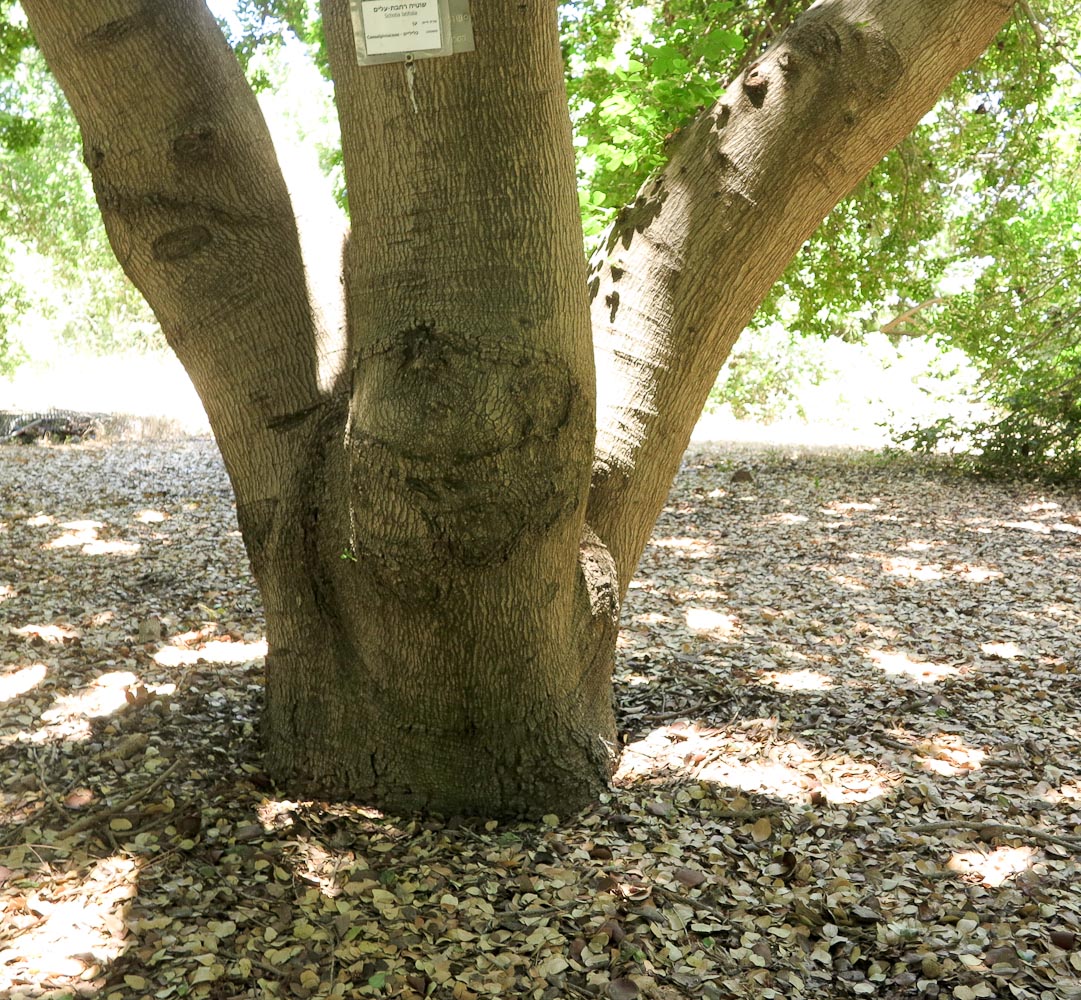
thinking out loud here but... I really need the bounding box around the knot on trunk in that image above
[579,524,619,624]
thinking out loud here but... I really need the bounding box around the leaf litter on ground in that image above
[1,437,1080,1000]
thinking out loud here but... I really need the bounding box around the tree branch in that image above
[585,0,1016,595]
[880,297,946,336]
[21,0,333,534]
[904,819,1081,852]
[1016,0,1045,47]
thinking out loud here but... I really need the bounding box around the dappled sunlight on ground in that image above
[153,638,268,669]
[256,797,305,832]
[825,501,878,514]
[899,539,945,551]
[42,670,142,722]
[757,668,833,691]
[684,607,739,637]
[767,511,809,525]
[865,648,962,683]
[4,440,1081,996]
[953,563,1004,583]
[827,572,869,591]
[45,519,104,548]
[0,663,47,703]
[880,555,945,581]
[947,846,1037,887]
[0,854,138,989]
[615,721,899,804]
[12,623,79,644]
[3,671,176,746]
[1039,779,1081,804]
[45,520,141,557]
[1005,519,1054,535]
[651,535,714,558]
[913,733,987,776]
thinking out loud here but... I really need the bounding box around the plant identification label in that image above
[360,0,443,54]
[351,0,469,64]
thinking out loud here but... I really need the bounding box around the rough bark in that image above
[586,0,1016,594]
[22,0,1015,816]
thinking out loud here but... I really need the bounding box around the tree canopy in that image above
[4,1,1081,482]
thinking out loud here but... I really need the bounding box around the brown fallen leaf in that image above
[606,977,640,999]
[6,437,1081,1000]
[598,918,626,944]
[672,867,708,888]
[63,788,96,810]
[1050,929,1077,950]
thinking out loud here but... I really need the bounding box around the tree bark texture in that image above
[23,0,1014,815]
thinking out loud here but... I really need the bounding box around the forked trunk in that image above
[247,0,620,814]
[23,0,1016,816]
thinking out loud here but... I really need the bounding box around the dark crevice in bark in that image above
[81,7,154,48]
[150,225,212,261]
[235,497,278,578]
[266,401,325,432]
[170,127,217,164]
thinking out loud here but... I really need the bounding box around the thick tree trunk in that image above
[25,0,619,815]
[246,421,619,815]
[24,0,1014,816]
[250,0,619,814]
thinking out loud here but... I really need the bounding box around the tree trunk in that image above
[23,0,1014,816]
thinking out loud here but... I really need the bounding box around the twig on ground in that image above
[904,820,1081,851]
[653,883,730,920]
[56,759,184,840]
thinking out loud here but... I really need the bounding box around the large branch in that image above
[586,0,1015,594]
[880,297,946,336]
[22,0,330,537]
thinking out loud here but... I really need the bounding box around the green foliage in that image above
[563,1,810,241]
[763,6,1068,342]
[893,371,1081,482]
[0,45,160,361]
[881,4,1081,480]
[216,0,326,83]
[0,3,38,151]
[563,0,1081,481]
[709,325,833,423]
[0,4,40,373]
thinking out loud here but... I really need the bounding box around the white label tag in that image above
[360,0,444,55]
